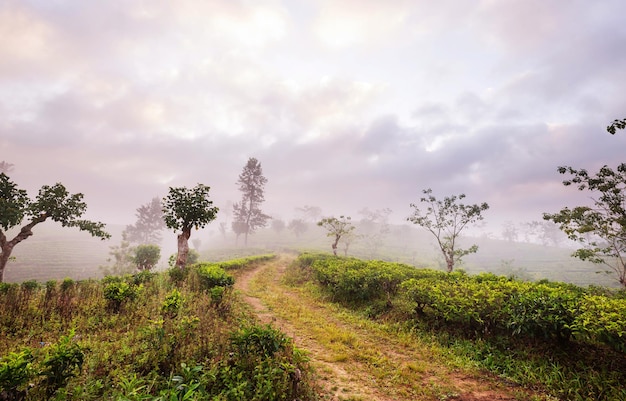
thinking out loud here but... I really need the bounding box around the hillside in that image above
[4,222,619,288]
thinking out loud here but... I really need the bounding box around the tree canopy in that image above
[407,189,489,272]
[544,164,626,286]
[607,118,626,135]
[162,184,218,268]
[0,173,110,282]
[318,215,356,256]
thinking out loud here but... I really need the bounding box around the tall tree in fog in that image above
[0,174,110,282]
[232,157,270,246]
[0,161,14,175]
[358,207,392,258]
[407,189,489,272]
[318,215,356,256]
[162,184,218,269]
[124,197,166,244]
[297,205,322,222]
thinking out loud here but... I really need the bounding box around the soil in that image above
[234,255,535,401]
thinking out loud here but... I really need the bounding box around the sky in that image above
[2,0,626,236]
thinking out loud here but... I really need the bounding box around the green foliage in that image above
[607,118,626,135]
[103,280,141,311]
[544,164,626,286]
[196,264,235,290]
[162,289,184,317]
[0,175,110,282]
[0,173,29,231]
[163,184,218,268]
[231,325,289,358]
[0,255,315,401]
[162,184,218,233]
[133,244,161,271]
[0,348,34,395]
[407,188,489,272]
[39,330,84,398]
[310,256,423,306]
[317,215,356,256]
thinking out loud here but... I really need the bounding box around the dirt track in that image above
[234,254,536,401]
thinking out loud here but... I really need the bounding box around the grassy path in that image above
[235,254,544,401]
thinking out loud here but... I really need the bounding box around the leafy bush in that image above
[161,289,184,317]
[231,325,289,358]
[196,264,235,290]
[103,280,140,311]
[0,349,34,397]
[133,244,161,271]
[39,330,84,398]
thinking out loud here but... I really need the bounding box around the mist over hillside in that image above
[4,219,616,288]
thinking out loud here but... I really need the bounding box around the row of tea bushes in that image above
[297,253,626,352]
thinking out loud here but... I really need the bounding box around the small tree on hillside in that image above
[318,215,356,256]
[0,173,110,282]
[162,184,218,269]
[407,189,489,272]
[124,197,166,244]
[544,164,626,287]
[133,244,161,271]
[232,157,270,246]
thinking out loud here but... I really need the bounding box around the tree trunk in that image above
[0,245,14,283]
[175,228,191,269]
[0,218,43,282]
[332,235,339,256]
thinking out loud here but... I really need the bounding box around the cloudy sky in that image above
[2,0,626,233]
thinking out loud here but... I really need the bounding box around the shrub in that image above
[196,264,235,290]
[133,244,161,271]
[103,281,140,311]
[39,330,84,398]
[162,289,184,317]
[0,348,34,397]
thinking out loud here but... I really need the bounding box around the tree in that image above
[0,161,14,175]
[232,157,270,246]
[607,118,626,135]
[133,244,161,271]
[358,207,392,258]
[288,219,307,238]
[407,189,489,272]
[0,173,110,282]
[296,205,322,222]
[271,218,286,234]
[317,215,356,256]
[544,164,626,287]
[501,221,519,242]
[124,197,166,244]
[162,184,218,269]
[101,232,135,276]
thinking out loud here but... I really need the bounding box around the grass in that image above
[0,259,317,400]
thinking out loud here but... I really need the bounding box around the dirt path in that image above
[235,255,538,401]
